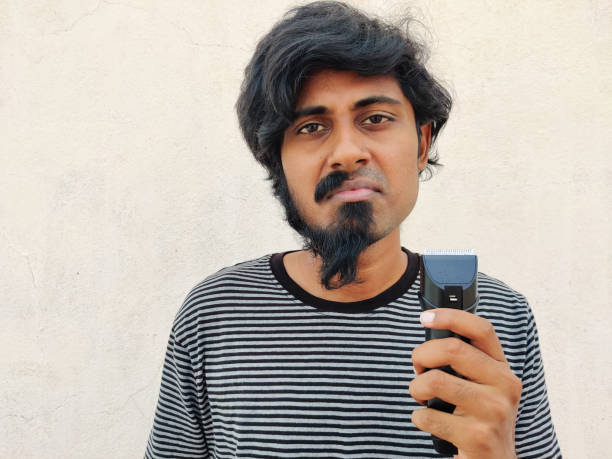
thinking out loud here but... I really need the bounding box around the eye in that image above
[362,114,392,125]
[297,122,325,135]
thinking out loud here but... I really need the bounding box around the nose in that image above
[327,122,371,171]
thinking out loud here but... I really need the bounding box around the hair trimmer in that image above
[417,249,479,455]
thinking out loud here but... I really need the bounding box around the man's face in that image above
[279,70,430,289]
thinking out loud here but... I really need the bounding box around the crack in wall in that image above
[1,231,38,291]
[42,0,104,37]
[0,394,78,424]
[38,0,248,52]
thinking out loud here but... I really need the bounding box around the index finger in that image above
[420,308,507,363]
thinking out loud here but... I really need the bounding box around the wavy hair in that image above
[236,1,452,198]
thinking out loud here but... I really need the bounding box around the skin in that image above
[280,70,430,301]
[412,310,522,459]
[279,70,521,457]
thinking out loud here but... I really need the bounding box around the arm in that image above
[513,307,561,458]
[145,329,209,459]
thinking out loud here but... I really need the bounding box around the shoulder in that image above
[476,272,533,332]
[476,274,547,382]
[171,252,281,337]
[477,272,528,305]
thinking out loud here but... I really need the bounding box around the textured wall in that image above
[1,1,610,457]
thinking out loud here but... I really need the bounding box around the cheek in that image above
[281,157,318,215]
[387,166,419,210]
[282,148,321,197]
[281,151,300,191]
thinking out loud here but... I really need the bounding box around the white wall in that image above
[1,1,610,457]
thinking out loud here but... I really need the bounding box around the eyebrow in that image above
[354,95,402,108]
[291,95,402,121]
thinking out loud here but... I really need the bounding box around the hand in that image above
[409,309,522,459]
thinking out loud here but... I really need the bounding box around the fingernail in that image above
[420,311,435,325]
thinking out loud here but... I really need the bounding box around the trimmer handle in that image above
[419,298,470,455]
[418,251,479,456]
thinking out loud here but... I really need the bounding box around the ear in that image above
[417,122,432,172]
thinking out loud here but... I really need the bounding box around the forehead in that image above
[294,70,408,110]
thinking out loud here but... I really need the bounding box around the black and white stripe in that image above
[145,250,561,458]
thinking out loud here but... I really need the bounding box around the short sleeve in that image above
[145,329,209,458]
[514,305,562,458]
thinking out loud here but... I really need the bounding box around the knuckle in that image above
[408,379,418,398]
[469,423,497,452]
[420,408,435,425]
[508,373,523,405]
[455,379,476,401]
[412,407,432,428]
[489,396,511,422]
[446,337,465,356]
[418,409,451,439]
[429,369,447,389]
[478,320,496,341]
[410,346,421,363]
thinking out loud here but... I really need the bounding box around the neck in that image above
[296,228,407,302]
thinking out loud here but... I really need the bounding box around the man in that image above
[145,2,560,457]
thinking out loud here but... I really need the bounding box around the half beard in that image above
[276,173,380,290]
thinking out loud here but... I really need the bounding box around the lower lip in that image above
[331,188,378,202]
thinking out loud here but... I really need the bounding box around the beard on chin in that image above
[275,170,382,291]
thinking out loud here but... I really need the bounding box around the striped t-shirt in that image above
[145,248,561,458]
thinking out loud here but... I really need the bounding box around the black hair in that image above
[236,1,452,199]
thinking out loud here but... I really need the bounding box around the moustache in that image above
[314,171,351,203]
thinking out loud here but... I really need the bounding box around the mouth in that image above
[329,187,380,202]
